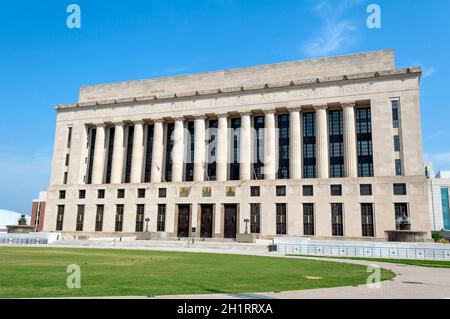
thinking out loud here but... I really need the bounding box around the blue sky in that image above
[0,0,449,213]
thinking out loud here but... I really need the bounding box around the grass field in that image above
[0,247,395,298]
[286,255,450,269]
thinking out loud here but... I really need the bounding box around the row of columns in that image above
[88,103,359,185]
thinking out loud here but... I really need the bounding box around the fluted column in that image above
[171,117,185,182]
[92,124,106,184]
[315,104,329,179]
[263,110,276,180]
[194,116,206,182]
[130,120,144,183]
[239,112,252,181]
[342,102,358,178]
[151,119,164,183]
[289,107,302,179]
[216,113,228,182]
[111,122,125,184]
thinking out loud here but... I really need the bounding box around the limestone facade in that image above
[43,49,430,240]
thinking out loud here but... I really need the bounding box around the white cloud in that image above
[303,20,356,57]
[423,66,436,78]
[302,0,364,57]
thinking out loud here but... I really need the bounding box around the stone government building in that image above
[43,49,431,240]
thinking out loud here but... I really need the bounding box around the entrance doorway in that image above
[224,204,237,238]
[200,205,213,238]
[177,204,190,237]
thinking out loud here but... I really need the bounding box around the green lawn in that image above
[287,254,450,269]
[0,247,395,298]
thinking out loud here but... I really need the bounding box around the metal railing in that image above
[0,237,48,245]
[277,243,450,261]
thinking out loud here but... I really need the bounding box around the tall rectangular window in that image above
[95,205,104,232]
[303,112,316,178]
[328,110,344,178]
[124,126,134,183]
[391,100,399,128]
[105,127,115,184]
[361,203,374,237]
[331,203,344,236]
[56,205,64,231]
[356,107,374,177]
[67,127,73,148]
[393,135,401,152]
[86,128,96,184]
[207,120,218,181]
[115,205,124,232]
[278,114,290,179]
[144,125,154,183]
[276,203,287,235]
[441,188,450,230]
[230,118,240,180]
[164,123,175,182]
[395,159,402,176]
[76,205,84,231]
[303,203,315,236]
[135,204,145,232]
[185,121,195,182]
[250,203,261,234]
[157,204,166,232]
[253,116,265,180]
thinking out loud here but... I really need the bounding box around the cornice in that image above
[55,67,422,111]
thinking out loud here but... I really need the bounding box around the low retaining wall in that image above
[274,237,450,261]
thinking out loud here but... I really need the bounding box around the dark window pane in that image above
[95,205,104,231]
[250,203,261,234]
[331,203,344,236]
[303,204,315,236]
[276,204,287,235]
[361,203,374,237]
[158,188,167,198]
[115,205,124,232]
[330,185,342,196]
[276,186,286,197]
[157,204,166,232]
[302,185,314,196]
[360,184,372,196]
[76,205,84,231]
[250,186,260,197]
[393,183,407,195]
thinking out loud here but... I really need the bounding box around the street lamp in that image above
[244,218,250,234]
[145,217,150,232]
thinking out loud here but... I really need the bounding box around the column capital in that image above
[263,109,276,115]
[174,117,185,122]
[94,123,107,128]
[217,113,228,118]
[239,111,252,117]
[313,104,328,111]
[341,102,356,108]
[133,120,145,125]
[112,121,125,127]
[152,118,164,124]
[194,115,207,120]
[288,106,302,113]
